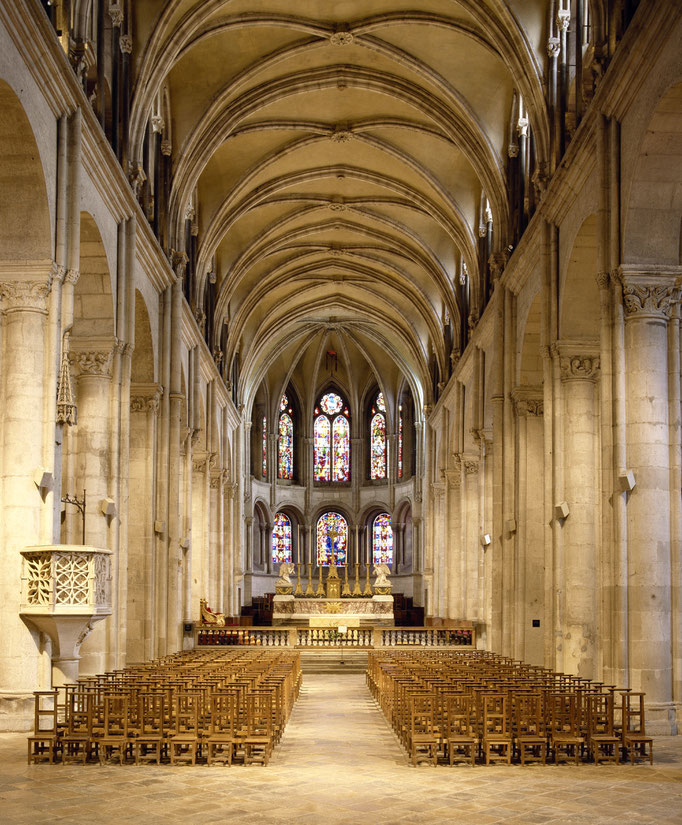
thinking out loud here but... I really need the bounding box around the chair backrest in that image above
[66,690,94,735]
[621,691,646,735]
[247,691,273,736]
[103,694,129,736]
[138,691,166,735]
[514,692,544,736]
[482,694,508,736]
[33,690,58,735]
[173,692,200,734]
[586,692,614,737]
[548,693,578,735]
[209,691,237,736]
[446,694,473,737]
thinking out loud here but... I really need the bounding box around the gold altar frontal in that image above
[272,595,394,627]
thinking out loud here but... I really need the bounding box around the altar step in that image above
[299,651,368,674]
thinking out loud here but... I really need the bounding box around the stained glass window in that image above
[398,403,403,480]
[314,414,331,481]
[370,392,387,480]
[320,392,344,415]
[372,513,393,565]
[272,512,292,564]
[316,512,347,566]
[332,415,350,481]
[278,394,294,480]
[262,415,267,478]
[313,391,350,482]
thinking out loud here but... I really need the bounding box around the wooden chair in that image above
[99,694,130,765]
[445,694,478,766]
[620,692,653,764]
[133,691,166,765]
[27,690,60,764]
[168,692,200,765]
[481,694,512,765]
[548,693,584,764]
[408,695,438,766]
[586,692,620,765]
[241,691,273,765]
[61,690,96,764]
[205,692,236,766]
[513,692,547,765]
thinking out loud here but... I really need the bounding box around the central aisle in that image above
[274,672,405,771]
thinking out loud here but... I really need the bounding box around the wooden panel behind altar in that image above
[272,595,394,626]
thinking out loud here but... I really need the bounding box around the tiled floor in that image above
[2,673,681,825]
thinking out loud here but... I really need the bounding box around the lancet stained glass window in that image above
[272,512,292,564]
[398,403,403,480]
[313,391,350,481]
[370,392,387,479]
[262,415,267,478]
[278,394,293,480]
[373,513,393,565]
[316,512,347,566]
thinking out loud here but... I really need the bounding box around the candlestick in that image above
[305,562,314,596]
[352,562,361,596]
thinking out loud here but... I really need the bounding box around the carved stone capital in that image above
[170,249,189,280]
[108,4,123,27]
[616,268,680,321]
[128,162,146,198]
[488,251,508,281]
[531,163,548,199]
[151,115,164,134]
[511,385,544,416]
[72,350,113,377]
[508,142,519,158]
[559,354,600,381]
[596,271,610,291]
[547,36,561,58]
[557,9,571,32]
[464,459,479,475]
[0,279,53,313]
[119,35,132,54]
[160,140,172,156]
[130,384,163,414]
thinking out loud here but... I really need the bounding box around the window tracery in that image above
[278,394,293,480]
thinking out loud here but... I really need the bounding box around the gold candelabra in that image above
[294,561,303,596]
[363,561,373,596]
[315,563,324,597]
[341,559,351,597]
[305,562,314,596]
[352,562,362,596]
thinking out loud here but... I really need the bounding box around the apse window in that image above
[314,391,350,482]
[316,511,347,566]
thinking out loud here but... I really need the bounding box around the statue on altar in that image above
[275,561,296,594]
[200,598,226,626]
[372,563,391,592]
[276,561,295,587]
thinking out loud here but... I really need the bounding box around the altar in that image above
[271,557,395,627]
[272,595,394,627]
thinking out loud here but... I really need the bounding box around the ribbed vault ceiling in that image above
[130,0,549,411]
